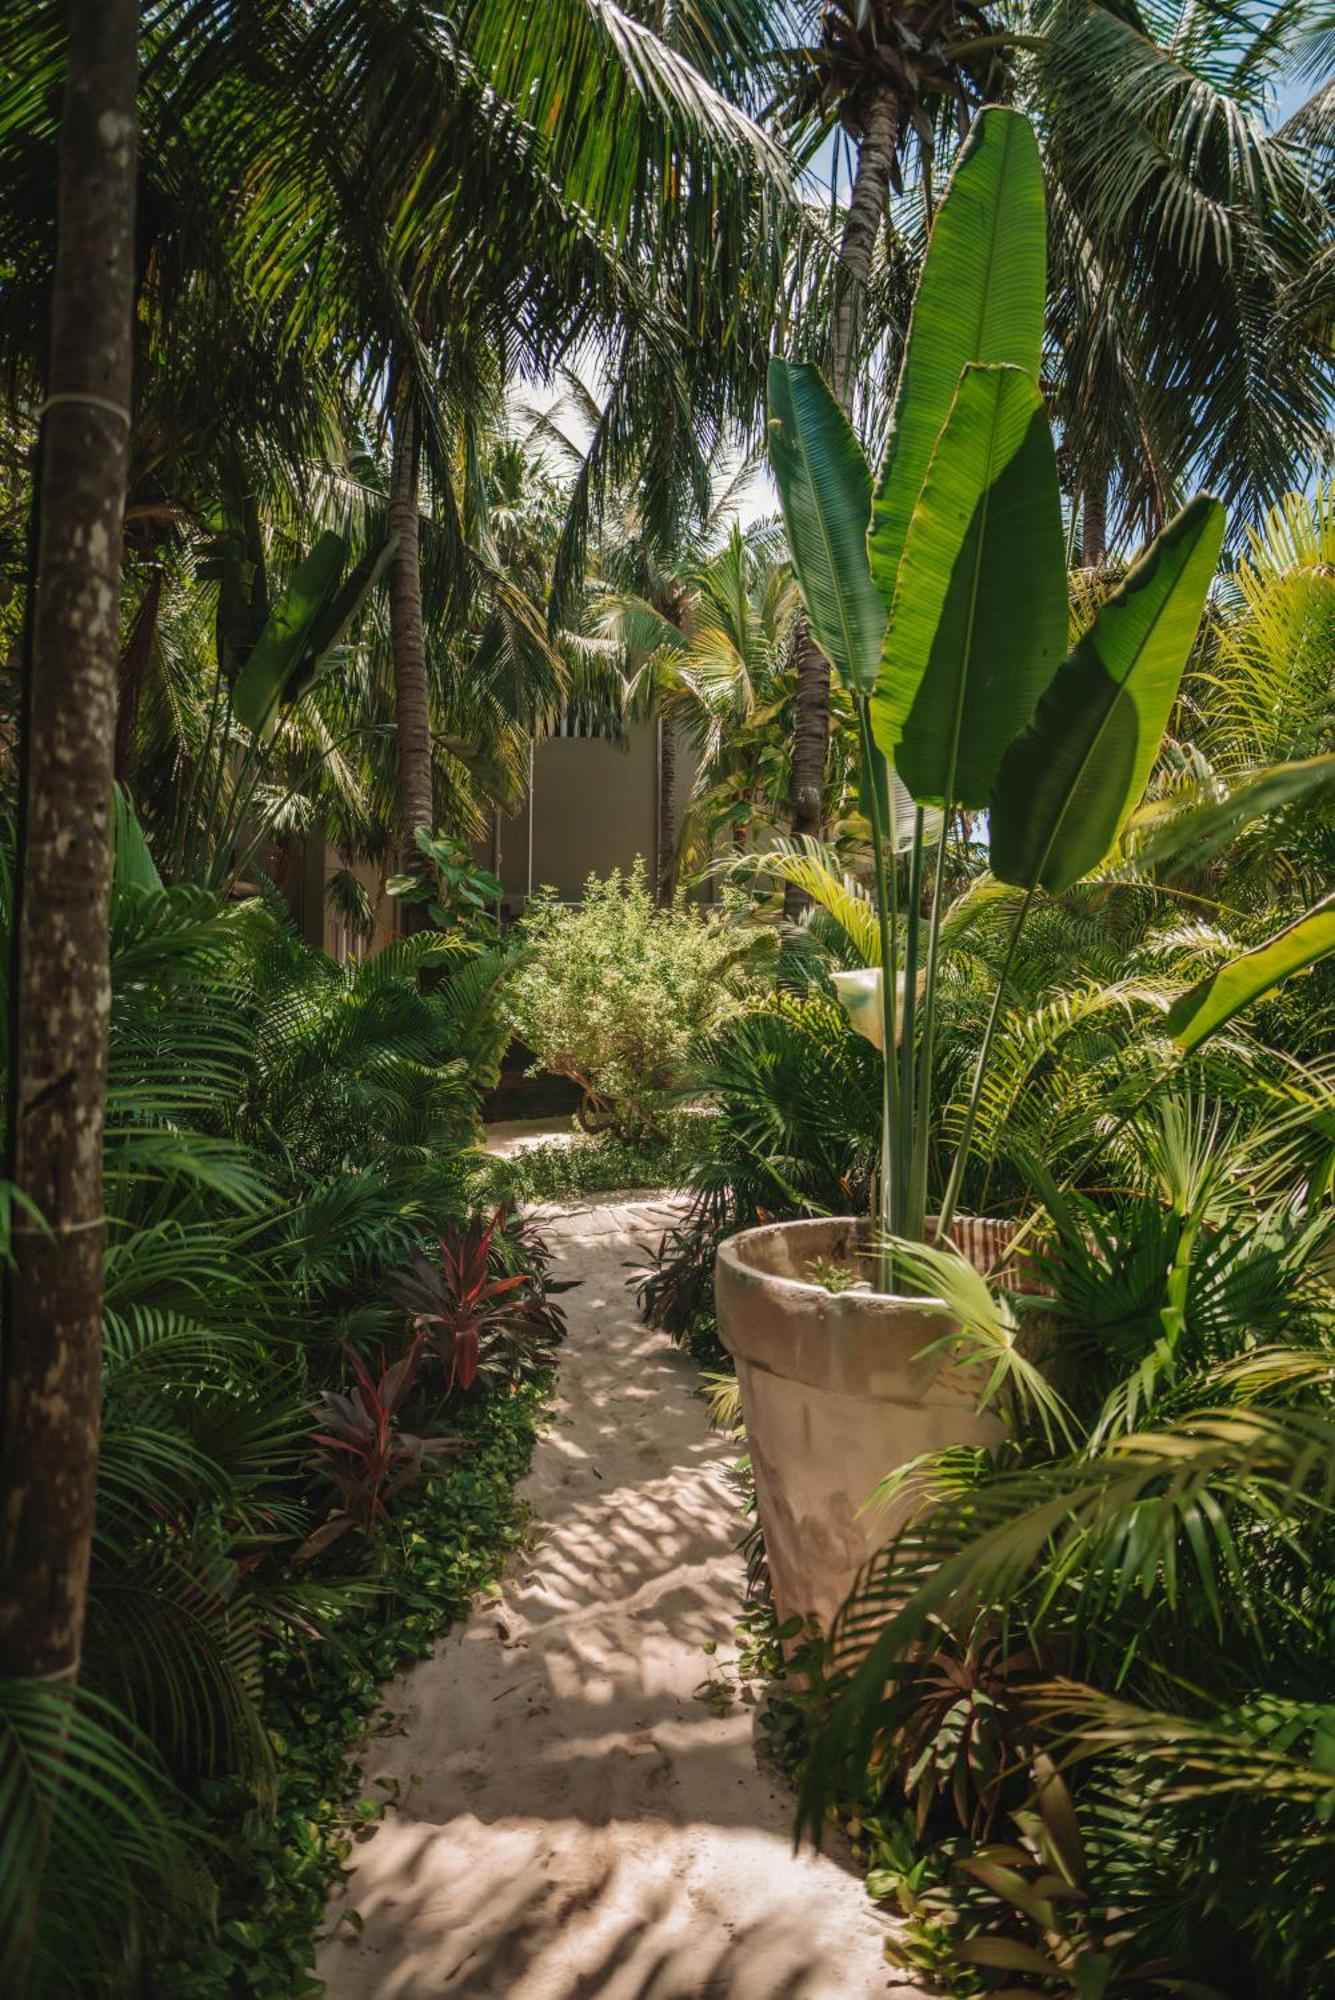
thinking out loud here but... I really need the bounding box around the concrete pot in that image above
[715,1214,1016,1638]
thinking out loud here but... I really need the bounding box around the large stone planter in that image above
[715,1214,1016,1638]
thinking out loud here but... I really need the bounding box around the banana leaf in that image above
[990,496,1225,892]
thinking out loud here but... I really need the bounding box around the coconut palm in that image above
[598,519,813,882]
[768,0,1333,850]
[349,0,798,861]
[118,413,583,928]
[0,0,139,1773]
[0,0,803,871]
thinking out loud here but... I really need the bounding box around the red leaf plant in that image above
[296,1329,456,1561]
[385,1205,563,1397]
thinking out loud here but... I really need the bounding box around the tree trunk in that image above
[388,398,433,869]
[786,89,898,922]
[783,619,833,920]
[657,713,676,903]
[0,0,138,1689]
[113,565,161,792]
[1082,472,1107,568]
[830,91,900,407]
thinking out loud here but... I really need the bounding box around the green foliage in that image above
[771,105,1224,1248]
[795,1084,1335,1995]
[877,362,1067,808]
[3,838,549,1995]
[229,529,396,739]
[868,106,1047,610]
[157,1380,548,2000]
[990,494,1226,893]
[507,863,762,1137]
[688,988,881,1220]
[649,470,1335,1992]
[764,358,884,692]
[1166,893,1335,1051]
[387,827,503,933]
[481,1121,699,1206]
[0,1680,206,1998]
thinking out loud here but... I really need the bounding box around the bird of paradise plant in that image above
[766,104,1331,1274]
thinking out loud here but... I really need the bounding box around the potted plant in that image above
[715,105,1225,1636]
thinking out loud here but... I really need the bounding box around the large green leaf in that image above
[869,107,1045,618]
[285,532,398,708]
[990,495,1225,893]
[1134,754,1335,876]
[872,363,1066,807]
[112,784,163,896]
[230,531,347,736]
[1166,895,1335,1051]
[766,359,885,694]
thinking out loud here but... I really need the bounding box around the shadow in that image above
[321,1823,898,1999]
[316,1202,904,1998]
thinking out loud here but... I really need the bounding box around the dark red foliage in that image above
[385,1205,564,1396]
[297,1330,456,1559]
[886,1630,1043,1838]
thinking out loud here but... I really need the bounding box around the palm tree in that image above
[0,9,139,1989]
[770,0,1333,837]
[1,0,803,890]
[1,0,139,1697]
[386,400,433,849]
[598,516,818,881]
[345,0,797,872]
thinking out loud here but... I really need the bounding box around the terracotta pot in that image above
[715,1214,1019,1639]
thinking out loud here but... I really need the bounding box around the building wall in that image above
[493,721,660,908]
[298,716,674,953]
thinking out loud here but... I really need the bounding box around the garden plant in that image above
[507,861,761,1140]
[767,103,1330,1267]
[1,3,1332,1996]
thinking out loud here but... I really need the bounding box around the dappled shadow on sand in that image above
[324,1823,893,1999]
[316,1199,904,2000]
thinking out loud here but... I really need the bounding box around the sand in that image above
[317,1196,916,1999]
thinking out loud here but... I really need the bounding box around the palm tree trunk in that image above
[1082,472,1107,568]
[830,91,900,407]
[786,613,832,847]
[786,87,898,921]
[0,0,138,1690]
[388,398,433,871]
[113,565,161,792]
[657,713,676,902]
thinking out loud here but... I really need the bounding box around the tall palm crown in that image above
[0,0,808,859]
[795,0,1006,187]
[776,0,1333,547]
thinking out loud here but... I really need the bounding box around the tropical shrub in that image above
[768,106,1229,1264]
[388,827,504,933]
[385,1204,566,1398]
[1,829,555,1994]
[797,1084,1335,1996]
[160,1374,548,2000]
[481,1116,700,1206]
[299,1333,456,1557]
[506,861,761,1137]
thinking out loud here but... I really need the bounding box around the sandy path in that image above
[318,1196,910,2000]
